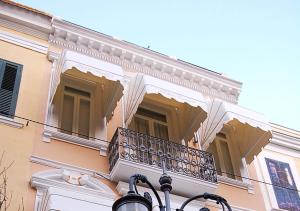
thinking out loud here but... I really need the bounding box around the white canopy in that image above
[199,99,272,163]
[124,73,208,141]
[50,50,124,121]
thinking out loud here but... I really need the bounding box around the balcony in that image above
[108,128,218,197]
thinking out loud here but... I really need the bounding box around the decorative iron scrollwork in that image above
[108,127,217,183]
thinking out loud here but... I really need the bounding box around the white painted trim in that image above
[43,128,108,156]
[110,158,217,198]
[253,157,272,211]
[30,155,110,180]
[217,175,254,193]
[50,18,242,103]
[31,169,116,211]
[0,115,23,128]
[265,143,300,159]
[269,131,300,152]
[0,1,51,40]
[0,29,48,54]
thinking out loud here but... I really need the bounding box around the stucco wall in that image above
[0,31,50,210]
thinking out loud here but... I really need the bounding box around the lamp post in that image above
[112,161,232,211]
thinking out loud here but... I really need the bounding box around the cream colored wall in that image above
[107,100,123,141]
[215,163,266,211]
[0,36,51,210]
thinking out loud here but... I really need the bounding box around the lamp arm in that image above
[176,194,204,211]
[129,174,164,211]
[177,193,232,211]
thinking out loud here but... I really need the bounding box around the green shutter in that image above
[0,60,22,118]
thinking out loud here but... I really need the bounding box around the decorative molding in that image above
[269,126,300,152]
[43,128,108,156]
[47,50,60,61]
[0,29,48,54]
[0,1,51,40]
[49,18,242,103]
[31,169,115,211]
[31,169,114,196]
[0,115,23,128]
[218,175,254,194]
[30,155,110,180]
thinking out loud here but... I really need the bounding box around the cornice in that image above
[270,123,300,151]
[0,1,51,40]
[50,18,242,103]
[0,30,48,54]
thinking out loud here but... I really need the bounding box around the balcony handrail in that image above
[108,127,217,183]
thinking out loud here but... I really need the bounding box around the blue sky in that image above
[18,0,300,130]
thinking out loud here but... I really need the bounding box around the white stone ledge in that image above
[43,128,108,156]
[0,115,23,128]
[218,175,254,193]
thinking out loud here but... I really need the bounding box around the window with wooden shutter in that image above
[206,133,241,180]
[60,86,92,139]
[129,107,169,140]
[0,59,22,118]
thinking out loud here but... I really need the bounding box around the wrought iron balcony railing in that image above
[108,127,217,183]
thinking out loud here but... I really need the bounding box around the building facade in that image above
[0,1,298,210]
[255,124,300,211]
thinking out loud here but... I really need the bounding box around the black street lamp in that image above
[112,161,232,211]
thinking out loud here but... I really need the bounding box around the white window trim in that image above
[0,115,23,128]
[59,86,93,138]
[217,175,254,193]
[256,150,300,211]
[132,107,169,138]
[43,128,108,156]
[43,74,109,155]
[128,101,180,143]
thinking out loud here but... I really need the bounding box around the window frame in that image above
[208,134,240,180]
[257,150,300,210]
[134,108,169,137]
[206,131,252,186]
[58,75,96,140]
[129,104,173,141]
[0,58,22,118]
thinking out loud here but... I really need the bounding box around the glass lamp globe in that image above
[112,193,152,211]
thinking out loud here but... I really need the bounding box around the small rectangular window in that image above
[0,59,22,117]
[207,137,238,180]
[60,86,91,139]
[130,107,169,140]
[136,107,167,123]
